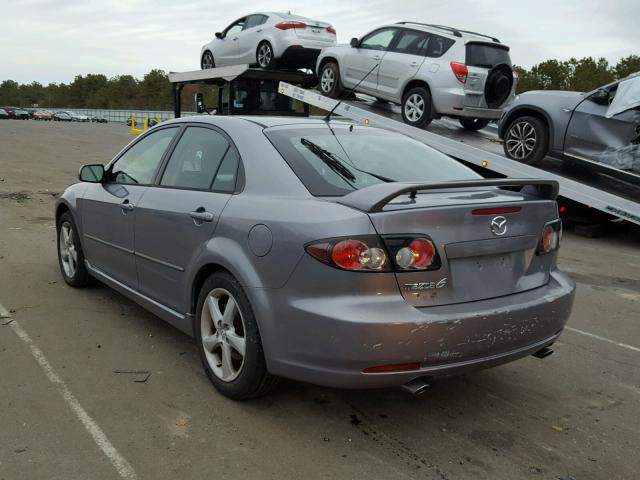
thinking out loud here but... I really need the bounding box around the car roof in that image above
[380,22,504,44]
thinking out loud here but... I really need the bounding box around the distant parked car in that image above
[201,12,337,70]
[0,108,9,119]
[53,111,73,122]
[2,107,16,118]
[33,110,53,120]
[69,111,90,122]
[499,72,640,172]
[13,108,30,120]
[92,116,108,123]
[317,22,516,130]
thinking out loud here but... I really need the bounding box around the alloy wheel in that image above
[201,288,246,382]
[257,44,272,68]
[59,221,77,278]
[505,121,537,160]
[202,52,214,69]
[320,67,335,93]
[404,93,425,122]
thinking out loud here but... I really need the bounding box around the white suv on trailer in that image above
[316,22,516,130]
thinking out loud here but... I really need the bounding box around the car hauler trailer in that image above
[277,82,640,227]
[169,65,316,118]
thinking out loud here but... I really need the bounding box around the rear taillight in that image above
[305,236,389,272]
[275,21,307,30]
[327,25,336,35]
[450,62,468,83]
[383,236,441,271]
[537,220,561,255]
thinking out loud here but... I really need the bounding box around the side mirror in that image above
[195,93,206,114]
[79,164,104,183]
[589,88,609,105]
[350,37,359,48]
[215,32,223,39]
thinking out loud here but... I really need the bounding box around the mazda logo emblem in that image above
[490,216,507,236]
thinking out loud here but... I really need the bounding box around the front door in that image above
[81,127,179,288]
[343,28,398,93]
[376,29,428,100]
[564,83,640,166]
[134,125,241,314]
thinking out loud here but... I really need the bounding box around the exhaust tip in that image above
[401,377,431,395]
[532,346,554,359]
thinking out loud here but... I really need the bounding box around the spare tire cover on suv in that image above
[485,64,513,108]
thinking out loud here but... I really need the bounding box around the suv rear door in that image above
[376,28,429,101]
[464,41,513,109]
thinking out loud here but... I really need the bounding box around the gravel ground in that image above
[0,120,639,480]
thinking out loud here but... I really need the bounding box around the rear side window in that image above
[465,43,510,67]
[390,30,429,56]
[359,28,398,51]
[160,127,230,190]
[264,126,479,196]
[424,34,455,58]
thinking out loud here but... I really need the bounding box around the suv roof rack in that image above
[396,22,500,43]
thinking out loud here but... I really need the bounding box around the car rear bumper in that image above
[253,268,575,389]
[431,86,509,119]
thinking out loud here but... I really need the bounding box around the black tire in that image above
[56,211,92,287]
[256,41,276,70]
[502,115,549,165]
[201,50,215,70]
[318,62,343,98]
[401,86,432,128]
[195,271,278,400]
[459,118,491,131]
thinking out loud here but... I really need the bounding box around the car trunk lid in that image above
[289,18,335,44]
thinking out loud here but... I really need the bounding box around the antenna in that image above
[324,62,380,121]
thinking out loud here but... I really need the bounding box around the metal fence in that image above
[40,108,197,124]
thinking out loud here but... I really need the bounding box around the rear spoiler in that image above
[337,179,559,213]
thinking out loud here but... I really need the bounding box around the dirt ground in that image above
[1,120,639,480]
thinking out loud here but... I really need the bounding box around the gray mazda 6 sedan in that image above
[55,116,575,399]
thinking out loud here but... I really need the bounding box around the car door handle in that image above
[232,37,238,41]
[189,210,214,222]
[410,61,419,67]
[256,29,263,33]
[120,200,134,212]
[373,55,382,61]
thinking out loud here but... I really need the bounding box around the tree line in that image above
[1,55,639,110]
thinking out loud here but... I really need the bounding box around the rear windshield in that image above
[465,43,510,68]
[264,126,480,196]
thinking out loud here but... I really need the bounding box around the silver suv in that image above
[316,22,516,130]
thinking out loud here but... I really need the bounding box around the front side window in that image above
[110,127,178,185]
[265,126,479,196]
[391,30,429,56]
[359,28,398,51]
[160,127,230,190]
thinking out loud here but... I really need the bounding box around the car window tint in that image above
[424,35,455,58]
[111,127,178,185]
[391,30,429,56]
[211,148,240,193]
[265,126,479,196]
[160,127,230,190]
[360,29,397,51]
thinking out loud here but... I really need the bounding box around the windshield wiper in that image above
[300,138,393,184]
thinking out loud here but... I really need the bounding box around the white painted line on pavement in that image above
[566,326,640,353]
[2,306,138,480]
[0,304,11,318]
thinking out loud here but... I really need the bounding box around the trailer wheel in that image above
[503,115,549,165]
[459,118,491,131]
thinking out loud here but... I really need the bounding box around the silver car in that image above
[200,12,337,70]
[317,22,516,130]
[499,73,640,171]
[56,116,575,399]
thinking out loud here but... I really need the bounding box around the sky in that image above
[1,0,637,84]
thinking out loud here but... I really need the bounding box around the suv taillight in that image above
[275,21,307,30]
[450,62,468,83]
[537,220,561,255]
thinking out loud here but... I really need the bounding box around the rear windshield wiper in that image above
[300,138,393,184]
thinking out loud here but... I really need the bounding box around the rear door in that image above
[343,28,399,92]
[564,84,640,167]
[366,188,557,308]
[464,42,513,109]
[81,126,179,288]
[237,14,267,64]
[376,28,429,99]
[134,125,241,313]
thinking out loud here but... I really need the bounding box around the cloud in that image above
[1,0,637,83]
